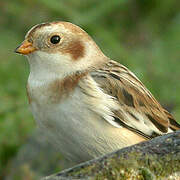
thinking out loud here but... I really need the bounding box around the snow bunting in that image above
[15,21,180,163]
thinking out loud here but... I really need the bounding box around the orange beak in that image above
[15,40,36,55]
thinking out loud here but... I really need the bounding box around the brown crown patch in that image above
[48,72,87,103]
[62,40,85,60]
[27,22,51,39]
[52,21,86,34]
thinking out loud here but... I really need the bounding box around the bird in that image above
[15,21,180,164]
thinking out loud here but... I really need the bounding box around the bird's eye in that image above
[50,35,61,44]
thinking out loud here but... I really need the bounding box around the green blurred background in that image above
[0,0,180,179]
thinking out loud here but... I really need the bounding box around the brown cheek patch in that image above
[62,40,85,60]
[48,72,87,103]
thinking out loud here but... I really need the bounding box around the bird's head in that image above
[15,21,106,77]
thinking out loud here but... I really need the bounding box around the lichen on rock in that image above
[43,131,180,180]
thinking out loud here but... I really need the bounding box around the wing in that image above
[90,60,180,139]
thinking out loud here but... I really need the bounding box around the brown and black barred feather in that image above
[91,60,180,139]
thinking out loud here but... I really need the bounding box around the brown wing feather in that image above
[91,60,180,138]
[163,109,180,130]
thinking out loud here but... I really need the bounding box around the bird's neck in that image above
[27,49,108,85]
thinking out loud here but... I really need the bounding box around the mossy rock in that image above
[43,131,180,180]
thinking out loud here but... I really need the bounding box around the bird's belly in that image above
[29,89,145,164]
[30,95,109,163]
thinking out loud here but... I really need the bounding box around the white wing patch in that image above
[79,76,122,128]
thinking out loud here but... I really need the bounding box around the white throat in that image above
[27,51,73,83]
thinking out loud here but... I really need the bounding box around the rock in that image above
[43,131,180,180]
